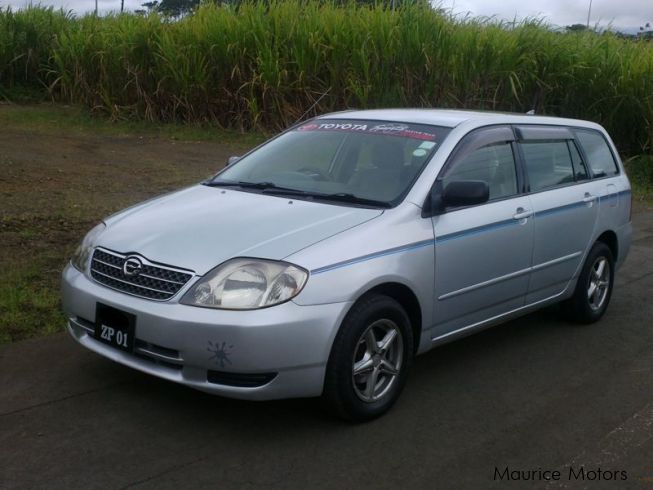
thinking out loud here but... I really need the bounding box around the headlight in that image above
[181,258,308,310]
[71,222,106,272]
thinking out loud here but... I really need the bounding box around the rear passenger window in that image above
[521,141,574,192]
[575,129,619,178]
[443,142,518,200]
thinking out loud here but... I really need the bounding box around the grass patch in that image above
[625,155,653,204]
[0,102,266,145]
[0,260,66,343]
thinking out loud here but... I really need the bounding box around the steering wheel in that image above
[296,167,332,182]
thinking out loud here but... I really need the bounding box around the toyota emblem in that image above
[123,257,143,277]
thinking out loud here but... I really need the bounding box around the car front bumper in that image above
[62,263,351,400]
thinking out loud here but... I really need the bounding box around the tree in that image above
[566,23,588,32]
[157,0,199,16]
[140,0,159,11]
[637,21,652,40]
[140,0,198,16]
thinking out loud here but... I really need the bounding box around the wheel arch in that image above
[596,230,618,262]
[357,282,423,354]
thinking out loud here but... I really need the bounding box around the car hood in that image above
[99,185,383,275]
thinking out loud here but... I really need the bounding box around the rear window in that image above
[575,129,619,178]
[520,141,575,192]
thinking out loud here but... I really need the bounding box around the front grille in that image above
[90,248,193,301]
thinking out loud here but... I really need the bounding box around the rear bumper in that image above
[62,263,351,400]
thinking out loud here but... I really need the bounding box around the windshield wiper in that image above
[313,193,392,208]
[262,188,389,207]
[204,180,275,189]
[204,181,390,208]
[236,181,278,189]
[205,180,311,196]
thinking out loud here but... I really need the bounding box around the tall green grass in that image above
[2,2,653,154]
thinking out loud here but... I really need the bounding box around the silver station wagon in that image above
[62,109,632,421]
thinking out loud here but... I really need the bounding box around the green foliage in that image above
[566,24,588,32]
[0,6,72,92]
[625,155,653,201]
[158,0,200,17]
[0,260,65,343]
[2,2,653,154]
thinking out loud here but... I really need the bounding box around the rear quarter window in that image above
[575,129,620,178]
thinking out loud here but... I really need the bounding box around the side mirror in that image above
[421,180,490,218]
[227,155,240,166]
[441,180,489,208]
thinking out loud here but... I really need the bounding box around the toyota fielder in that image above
[62,109,632,421]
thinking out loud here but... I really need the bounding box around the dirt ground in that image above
[0,107,254,342]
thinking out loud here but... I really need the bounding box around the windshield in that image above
[210,119,451,206]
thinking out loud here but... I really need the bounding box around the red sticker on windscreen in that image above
[296,121,436,141]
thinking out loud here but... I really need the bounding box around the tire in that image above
[323,294,414,422]
[562,241,615,324]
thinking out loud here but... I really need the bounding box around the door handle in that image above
[583,192,597,204]
[513,208,533,220]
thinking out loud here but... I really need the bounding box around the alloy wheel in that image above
[587,256,610,311]
[351,319,404,403]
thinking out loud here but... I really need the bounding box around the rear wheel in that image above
[323,294,413,422]
[563,241,614,324]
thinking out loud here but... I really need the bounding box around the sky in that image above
[443,0,651,32]
[0,0,650,33]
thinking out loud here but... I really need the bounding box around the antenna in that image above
[294,87,332,126]
[526,109,536,115]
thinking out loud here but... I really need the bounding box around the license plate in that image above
[94,303,136,353]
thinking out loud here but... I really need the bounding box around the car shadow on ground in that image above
[91,304,575,429]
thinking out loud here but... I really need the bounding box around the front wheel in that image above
[323,294,413,422]
[563,241,615,324]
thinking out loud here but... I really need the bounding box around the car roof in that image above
[318,108,601,130]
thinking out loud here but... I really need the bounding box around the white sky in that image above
[0,0,650,32]
[442,0,651,32]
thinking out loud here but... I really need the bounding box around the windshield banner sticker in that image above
[297,121,438,141]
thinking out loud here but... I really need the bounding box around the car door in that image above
[430,126,534,339]
[516,126,600,304]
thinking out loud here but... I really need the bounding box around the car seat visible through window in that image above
[348,138,405,200]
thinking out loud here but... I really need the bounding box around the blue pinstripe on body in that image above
[310,189,631,275]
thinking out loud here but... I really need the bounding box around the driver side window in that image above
[443,142,518,201]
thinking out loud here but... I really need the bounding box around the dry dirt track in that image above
[0,112,251,342]
[0,125,238,259]
[0,210,652,489]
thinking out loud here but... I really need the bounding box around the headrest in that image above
[371,138,404,171]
